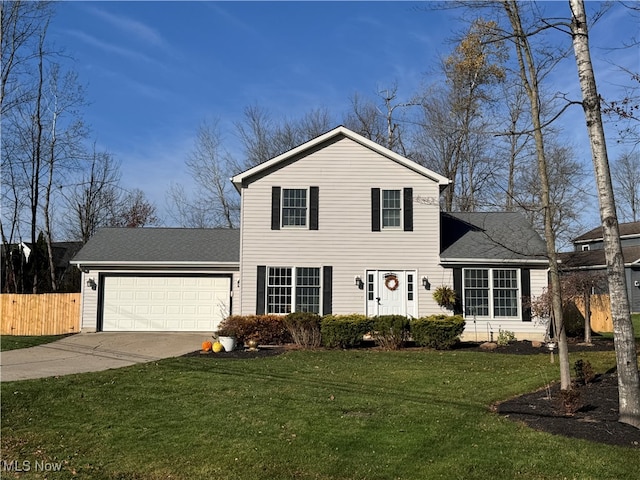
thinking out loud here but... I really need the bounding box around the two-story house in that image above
[72,126,550,340]
[559,221,640,313]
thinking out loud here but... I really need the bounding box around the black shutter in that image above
[453,268,463,315]
[371,188,381,232]
[256,266,266,314]
[271,187,281,230]
[521,268,531,322]
[403,187,413,232]
[310,186,319,230]
[322,266,333,315]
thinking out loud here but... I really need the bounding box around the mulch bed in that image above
[182,346,286,360]
[184,338,640,448]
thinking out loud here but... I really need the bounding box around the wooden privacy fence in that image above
[1,293,81,336]
[573,294,613,333]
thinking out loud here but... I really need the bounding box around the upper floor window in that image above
[581,245,590,251]
[282,188,307,227]
[271,186,319,230]
[371,187,413,232]
[382,190,402,228]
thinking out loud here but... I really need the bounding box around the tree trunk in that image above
[584,291,592,345]
[503,0,571,389]
[569,0,640,428]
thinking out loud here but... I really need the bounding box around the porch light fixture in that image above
[86,278,97,290]
[354,275,364,289]
[422,276,431,290]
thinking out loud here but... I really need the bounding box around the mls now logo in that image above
[1,459,63,472]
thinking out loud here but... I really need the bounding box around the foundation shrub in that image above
[218,315,291,345]
[371,315,410,350]
[284,312,322,348]
[321,314,373,348]
[411,315,465,350]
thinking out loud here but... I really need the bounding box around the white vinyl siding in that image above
[238,136,443,317]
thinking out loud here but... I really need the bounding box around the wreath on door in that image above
[385,274,399,291]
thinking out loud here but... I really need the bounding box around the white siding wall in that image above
[79,268,239,332]
[239,136,446,317]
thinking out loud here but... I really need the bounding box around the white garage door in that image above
[102,276,230,331]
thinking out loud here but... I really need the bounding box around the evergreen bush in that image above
[411,315,465,350]
[321,314,373,348]
[371,315,410,350]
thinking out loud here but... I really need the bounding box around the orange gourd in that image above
[202,340,213,352]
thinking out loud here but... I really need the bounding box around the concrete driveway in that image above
[1,332,211,382]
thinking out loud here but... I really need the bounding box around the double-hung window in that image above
[371,187,413,232]
[267,266,321,314]
[463,268,520,319]
[282,188,307,227]
[382,189,402,228]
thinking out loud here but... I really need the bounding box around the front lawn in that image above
[0,334,72,351]
[1,348,638,479]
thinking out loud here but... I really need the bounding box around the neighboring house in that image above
[72,126,550,339]
[558,221,640,313]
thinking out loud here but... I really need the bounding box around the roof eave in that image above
[70,260,239,268]
[439,257,549,266]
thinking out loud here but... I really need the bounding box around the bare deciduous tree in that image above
[611,151,640,222]
[501,0,572,390]
[167,120,239,228]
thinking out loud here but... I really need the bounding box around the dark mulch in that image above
[452,336,617,354]
[183,339,640,448]
[496,370,640,448]
[487,338,640,449]
[182,346,286,360]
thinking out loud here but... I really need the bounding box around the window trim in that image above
[462,267,521,320]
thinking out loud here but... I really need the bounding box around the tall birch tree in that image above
[568,0,640,428]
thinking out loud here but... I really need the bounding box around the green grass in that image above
[599,313,640,340]
[1,349,638,479]
[0,334,72,351]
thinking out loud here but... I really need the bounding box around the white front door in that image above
[366,270,417,317]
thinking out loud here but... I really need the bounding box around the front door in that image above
[366,270,417,317]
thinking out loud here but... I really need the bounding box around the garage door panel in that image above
[102,276,230,331]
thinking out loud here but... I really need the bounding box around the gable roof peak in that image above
[231,125,451,190]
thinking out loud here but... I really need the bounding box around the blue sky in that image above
[49,1,639,229]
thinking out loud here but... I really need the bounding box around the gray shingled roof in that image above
[440,212,547,262]
[574,221,640,242]
[71,228,240,265]
[558,245,640,268]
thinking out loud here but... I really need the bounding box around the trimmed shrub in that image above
[371,315,410,350]
[411,315,465,350]
[321,314,373,348]
[284,312,322,348]
[218,315,291,345]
